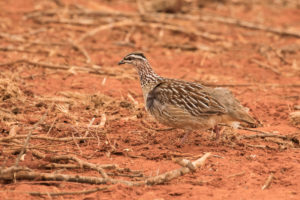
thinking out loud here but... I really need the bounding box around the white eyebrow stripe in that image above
[127,54,147,61]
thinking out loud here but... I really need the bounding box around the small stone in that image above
[120,101,132,108]
[294,105,300,110]
[290,111,300,125]
[35,102,47,108]
[143,0,184,13]
[11,107,20,114]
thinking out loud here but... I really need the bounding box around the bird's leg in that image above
[213,125,225,140]
[213,125,220,140]
[178,130,191,146]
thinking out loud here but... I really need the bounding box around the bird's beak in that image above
[118,59,125,65]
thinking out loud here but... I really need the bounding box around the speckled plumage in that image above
[118,52,257,139]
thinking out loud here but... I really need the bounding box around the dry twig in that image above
[250,59,280,75]
[261,173,274,190]
[14,111,48,167]
[227,172,245,178]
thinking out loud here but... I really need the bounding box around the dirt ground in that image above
[0,0,300,199]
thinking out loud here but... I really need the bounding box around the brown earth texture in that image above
[0,0,300,199]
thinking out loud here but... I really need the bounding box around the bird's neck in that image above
[135,61,161,88]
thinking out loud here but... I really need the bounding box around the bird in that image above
[118,52,257,144]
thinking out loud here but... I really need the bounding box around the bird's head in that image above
[118,52,147,66]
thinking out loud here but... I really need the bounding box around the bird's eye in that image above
[127,57,132,61]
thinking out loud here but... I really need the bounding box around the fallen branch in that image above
[245,144,268,149]
[0,46,50,54]
[264,137,294,147]
[31,150,46,159]
[162,43,220,52]
[24,8,133,20]
[32,16,97,26]
[145,152,211,185]
[78,20,223,42]
[241,133,287,140]
[50,155,143,176]
[43,163,144,178]
[43,163,78,169]
[0,135,93,142]
[0,153,211,186]
[238,127,288,139]
[0,167,143,186]
[0,32,92,63]
[0,166,31,176]
[198,15,300,38]
[0,170,108,184]
[239,127,299,146]
[23,7,300,39]
[50,155,108,178]
[29,187,108,197]
[149,13,300,38]
[205,83,300,88]
[173,158,196,172]
[0,32,25,42]
[0,59,102,74]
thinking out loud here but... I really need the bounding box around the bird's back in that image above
[145,79,257,129]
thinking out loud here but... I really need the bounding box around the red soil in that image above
[0,0,299,199]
